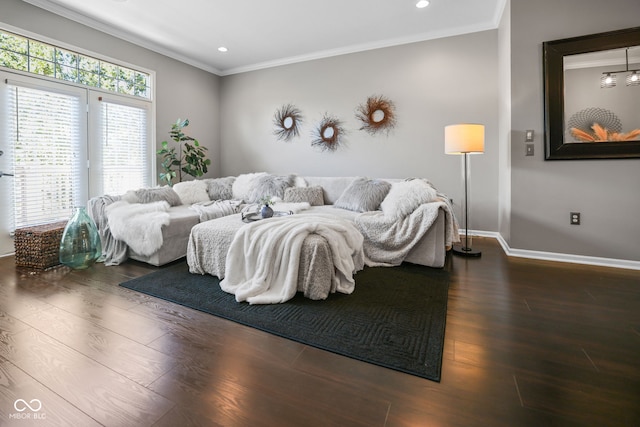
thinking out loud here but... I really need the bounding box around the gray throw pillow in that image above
[334,177,391,212]
[246,174,294,203]
[124,186,182,206]
[206,176,235,200]
[284,186,325,206]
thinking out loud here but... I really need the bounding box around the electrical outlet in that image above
[570,212,580,225]
[526,144,534,156]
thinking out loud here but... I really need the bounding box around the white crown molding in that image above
[492,0,508,27]
[220,22,497,76]
[466,230,640,271]
[20,0,222,75]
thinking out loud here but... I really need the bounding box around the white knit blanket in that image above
[220,214,364,305]
[189,199,243,222]
[355,201,459,266]
[105,200,170,256]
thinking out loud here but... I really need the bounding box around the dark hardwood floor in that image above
[0,237,638,426]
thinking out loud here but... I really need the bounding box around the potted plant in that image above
[157,118,211,186]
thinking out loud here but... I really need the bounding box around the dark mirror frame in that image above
[543,27,640,160]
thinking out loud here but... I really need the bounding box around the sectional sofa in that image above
[88,173,459,271]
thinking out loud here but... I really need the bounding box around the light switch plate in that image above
[526,144,534,156]
[525,130,534,142]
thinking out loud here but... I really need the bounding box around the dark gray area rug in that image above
[120,261,449,381]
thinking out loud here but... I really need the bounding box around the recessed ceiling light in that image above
[416,0,430,8]
[218,46,228,53]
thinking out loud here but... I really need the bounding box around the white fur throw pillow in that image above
[334,177,391,212]
[205,176,235,200]
[122,186,182,206]
[246,174,294,203]
[232,172,268,201]
[380,179,438,219]
[292,174,308,187]
[172,180,210,205]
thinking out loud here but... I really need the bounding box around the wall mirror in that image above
[543,26,640,160]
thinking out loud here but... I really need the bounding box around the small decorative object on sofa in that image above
[157,118,211,186]
[259,196,275,218]
[59,206,102,269]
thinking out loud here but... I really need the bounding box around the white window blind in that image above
[98,98,150,195]
[7,83,84,229]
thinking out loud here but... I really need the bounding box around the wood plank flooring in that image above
[0,237,638,426]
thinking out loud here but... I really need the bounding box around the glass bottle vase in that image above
[59,206,102,270]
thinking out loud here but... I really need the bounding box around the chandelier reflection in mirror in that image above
[600,47,640,88]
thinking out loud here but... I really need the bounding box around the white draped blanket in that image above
[220,214,365,305]
[105,201,170,256]
[355,201,459,267]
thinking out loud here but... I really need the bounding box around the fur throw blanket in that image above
[105,201,170,256]
[220,214,364,305]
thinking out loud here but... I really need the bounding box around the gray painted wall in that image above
[1,0,222,178]
[220,31,500,233]
[510,0,640,262]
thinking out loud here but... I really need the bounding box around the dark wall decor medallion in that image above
[311,114,346,152]
[355,95,397,136]
[273,103,303,142]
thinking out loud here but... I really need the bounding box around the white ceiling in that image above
[23,0,505,76]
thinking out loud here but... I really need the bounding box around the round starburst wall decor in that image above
[273,103,303,142]
[311,114,347,152]
[355,95,397,136]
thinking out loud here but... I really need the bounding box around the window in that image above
[1,72,153,232]
[89,94,152,196]
[0,29,151,99]
[5,80,87,228]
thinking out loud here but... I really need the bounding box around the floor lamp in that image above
[445,123,485,257]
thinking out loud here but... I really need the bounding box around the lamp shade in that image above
[445,124,485,154]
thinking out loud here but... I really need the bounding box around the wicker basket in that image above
[14,221,68,270]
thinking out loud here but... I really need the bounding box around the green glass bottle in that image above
[59,206,102,269]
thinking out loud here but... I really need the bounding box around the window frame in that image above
[88,91,154,197]
[3,73,89,229]
[0,25,152,100]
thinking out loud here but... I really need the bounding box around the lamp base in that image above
[451,244,482,257]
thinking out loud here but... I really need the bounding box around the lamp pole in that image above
[452,151,481,257]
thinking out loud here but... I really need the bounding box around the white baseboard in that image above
[4,229,639,271]
[463,229,640,271]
